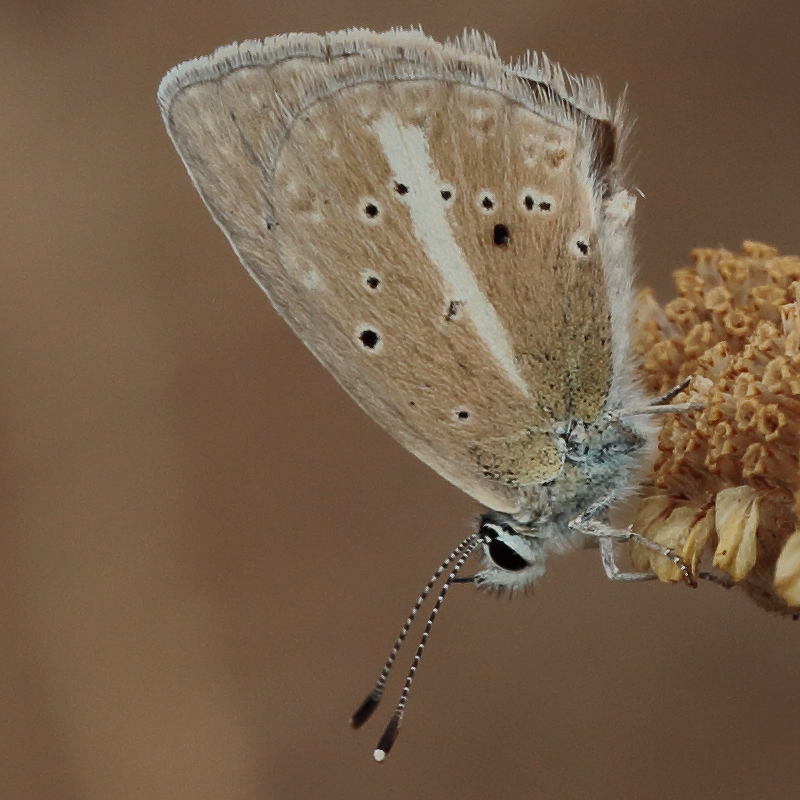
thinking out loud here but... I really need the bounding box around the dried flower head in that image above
[631,241,800,616]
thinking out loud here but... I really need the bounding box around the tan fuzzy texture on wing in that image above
[631,242,800,616]
[159,28,632,514]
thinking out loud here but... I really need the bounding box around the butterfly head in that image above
[465,512,549,594]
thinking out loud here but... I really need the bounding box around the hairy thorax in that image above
[512,416,648,534]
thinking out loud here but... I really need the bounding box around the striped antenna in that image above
[350,533,478,731]
[363,535,483,762]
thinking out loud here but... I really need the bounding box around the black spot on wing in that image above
[359,329,379,349]
[493,223,511,246]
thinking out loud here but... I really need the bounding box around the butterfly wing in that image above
[158,28,634,513]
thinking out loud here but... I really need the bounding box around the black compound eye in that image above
[481,524,530,572]
[488,538,530,572]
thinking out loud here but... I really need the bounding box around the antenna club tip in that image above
[351,692,382,729]
[374,712,402,760]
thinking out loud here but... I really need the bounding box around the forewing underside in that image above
[159,30,619,512]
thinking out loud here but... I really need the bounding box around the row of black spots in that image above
[476,190,556,216]
[522,191,554,213]
[365,187,553,240]
[359,183,455,222]
[393,181,454,200]
[361,186,554,219]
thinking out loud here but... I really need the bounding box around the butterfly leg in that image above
[570,501,696,587]
[606,377,702,420]
[597,536,657,582]
[649,376,693,406]
[579,520,696,587]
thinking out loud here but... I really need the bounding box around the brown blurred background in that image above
[1,1,798,798]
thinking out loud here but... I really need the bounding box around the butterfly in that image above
[158,27,694,760]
